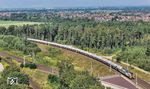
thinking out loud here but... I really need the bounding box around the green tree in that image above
[70,72,104,89]
[48,74,59,84]
[145,47,150,56]
[58,60,76,89]
[57,60,104,89]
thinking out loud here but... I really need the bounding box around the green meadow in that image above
[0,20,42,27]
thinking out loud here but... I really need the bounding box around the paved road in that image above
[132,78,150,89]
[102,75,138,89]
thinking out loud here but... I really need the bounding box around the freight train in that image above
[27,38,134,79]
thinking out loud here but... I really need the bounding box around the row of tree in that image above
[0,21,149,50]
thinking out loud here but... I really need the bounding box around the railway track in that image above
[0,52,59,89]
[27,38,150,89]
[0,52,59,75]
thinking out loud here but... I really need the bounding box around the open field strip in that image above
[0,20,42,27]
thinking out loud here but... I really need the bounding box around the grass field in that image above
[0,20,41,27]
[37,43,115,77]
[21,68,53,89]
[1,43,115,79]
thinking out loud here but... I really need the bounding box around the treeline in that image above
[0,12,66,22]
[0,21,149,50]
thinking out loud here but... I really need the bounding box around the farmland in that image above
[0,20,41,27]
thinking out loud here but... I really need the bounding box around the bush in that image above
[0,56,2,62]
[7,72,30,85]
[48,74,59,83]
[116,47,150,71]
[20,63,24,68]
[48,47,61,57]
[115,54,122,63]
[29,63,37,69]
[2,66,20,78]
[145,47,150,56]
[103,48,116,55]
[20,62,37,69]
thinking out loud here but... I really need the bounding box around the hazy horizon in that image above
[0,0,150,9]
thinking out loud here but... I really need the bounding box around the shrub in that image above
[29,63,37,69]
[48,74,59,84]
[20,62,37,69]
[20,63,24,68]
[145,47,150,56]
[0,56,2,62]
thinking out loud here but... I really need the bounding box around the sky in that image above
[0,0,150,8]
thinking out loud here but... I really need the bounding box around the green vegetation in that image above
[0,35,41,56]
[145,46,150,56]
[0,20,41,27]
[0,65,30,89]
[0,18,150,88]
[21,68,53,89]
[20,62,37,69]
[0,36,113,88]
[115,46,150,71]
[35,45,62,67]
[48,47,62,57]
[48,60,105,89]
[37,43,114,76]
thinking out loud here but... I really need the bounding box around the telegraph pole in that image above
[105,86,107,89]
[23,55,31,66]
[136,73,138,85]
[90,62,93,75]
[23,56,26,66]
[109,64,112,72]
[127,58,129,70]
[32,51,35,63]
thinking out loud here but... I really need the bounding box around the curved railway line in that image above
[27,38,150,89]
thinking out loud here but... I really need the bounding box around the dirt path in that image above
[0,52,59,74]
[29,78,41,89]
